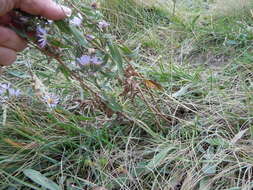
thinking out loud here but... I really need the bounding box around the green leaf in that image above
[119,44,140,59]
[146,147,175,169]
[23,169,61,190]
[102,93,123,112]
[205,137,229,147]
[172,84,191,98]
[202,162,217,175]
[108,42,124,76]
[7,70,30,79]
[191,15,200,29]
[57,65,71,81]
[70,27,88,47]
[202,147,217,175]
[55,20,71,34]
[50,39,71,48]
[0,169,41,190]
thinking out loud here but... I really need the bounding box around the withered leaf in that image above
[3,138,39,149]
[144,80,163,91]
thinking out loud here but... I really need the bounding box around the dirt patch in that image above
[188,52,232,69]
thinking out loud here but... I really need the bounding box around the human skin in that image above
[0,0,71,66]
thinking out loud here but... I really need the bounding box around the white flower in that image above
[70,14,83,26]
[42,93,59,108]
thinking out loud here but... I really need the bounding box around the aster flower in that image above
[86,34,95,41]
[42,93,59,108]
[70,16,83,26]
[0,83,10,95]
[8,88,21,97]
[90,56,102,65]
[36,26,48,48]
[98,20,110,29]
[70,61,77,66]
[47,20,53,25]
[0,88,5,96]
[0,83,21,103]
[77,55,91,66]
[0,83,10,90]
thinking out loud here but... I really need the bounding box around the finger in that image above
[0,0,17,16]
[0,46,17,66]
[18,0,72,20]
[0,26,27,52]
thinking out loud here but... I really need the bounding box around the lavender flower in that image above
[8,88,21,97]
[0,83,10,90]
[70,16,83,26]
[77,55,91,65]
[0,83,21,103]
[0,88,5,96]
[70,61,77,66]
[86,34,95,41]
[42,93,59,108]
[0,83,10,95]
[98,20,110,29]
[90,56,102,65]
[36,26,48,48]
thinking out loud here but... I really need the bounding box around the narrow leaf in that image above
[23,169,61,190]
[55,20,71,34]
[108,42,124,75]
[146,147,174,169]
[70,27,88,47]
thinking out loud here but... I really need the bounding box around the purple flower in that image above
[8,88,21,97]
[0,83,10,95]
[77,55,91,65]
[36,26,48,48]
[70,16,83,26]
[42,93,59,108]
[86,34,95,41]
[98,20,110,29]
[0,83,21,101]
[90,56,102,65]
[0,88,4,95]
[0,83,10,90]
[69,61,77,66]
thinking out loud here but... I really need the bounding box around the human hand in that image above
[0,0,72,66]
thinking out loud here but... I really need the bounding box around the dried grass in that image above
[213,0,253,16]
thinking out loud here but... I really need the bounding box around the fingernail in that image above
[61,5,72,17]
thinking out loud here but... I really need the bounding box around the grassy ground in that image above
[0,0,253,189]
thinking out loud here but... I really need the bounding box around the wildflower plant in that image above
[8,3,137,113]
